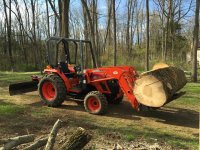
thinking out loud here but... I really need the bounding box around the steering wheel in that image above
[74,65,82,73]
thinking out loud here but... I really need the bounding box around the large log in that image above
[134,66,187,107]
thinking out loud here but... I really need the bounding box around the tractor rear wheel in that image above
[84,91,108,115]
[38,74,66,107]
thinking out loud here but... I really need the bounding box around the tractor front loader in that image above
[9,37,186,115]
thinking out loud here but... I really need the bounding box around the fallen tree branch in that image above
[60,127,92,150]
[23,137,48,150]
[0,134,34,150]
[44,119,62,150]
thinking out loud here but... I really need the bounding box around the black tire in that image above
[38,74,66,107]
[107,95,124,104]
[84,91,108,115]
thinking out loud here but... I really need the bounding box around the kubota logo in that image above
[113,71,118,74]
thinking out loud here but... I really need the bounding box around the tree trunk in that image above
[46,0,50,38]
[103,0,112,53]
[130,1,137,53]
[30,0,38,69]
[146,0,149,71]
[60,0,70,37]
[3,0,14,71]
[161,0,165,60]
[134,67,187,107]
[126,0,132,53]
[136,2,140,47]
[81,0,98,67]
[192,0,199,82]
[113,0,117,66]
[82,3,89,67]
[53,0,57,36]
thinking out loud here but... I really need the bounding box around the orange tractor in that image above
[9,37,141,115]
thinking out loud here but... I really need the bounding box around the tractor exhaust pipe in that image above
[9,81,38,96]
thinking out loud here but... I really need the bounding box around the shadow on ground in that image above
[29,100,199,129]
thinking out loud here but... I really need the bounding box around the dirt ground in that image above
[0,84,199,150]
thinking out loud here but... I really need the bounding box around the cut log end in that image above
[134,75,167,107]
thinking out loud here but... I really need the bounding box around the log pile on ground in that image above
[134,66,187,107]
[0,119,91,150]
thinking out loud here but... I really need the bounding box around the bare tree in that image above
[103,0,112,53]
[30,0,39,69]
[113,0,117,66]
[3,0,14,71]
[146,0,149,70]
[126,0,133,53]
[60,0,70,37]
[81,0,98,67]
[46,0,50,38]
[161,0,165,60]
[130,1,137,51]
[192,0,199,82]
[48,0,70,37]
[136,2,140,47]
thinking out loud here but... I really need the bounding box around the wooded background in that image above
[0,0,199,81]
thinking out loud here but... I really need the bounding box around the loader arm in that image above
[86,66,139,110]
[117,71,139,110]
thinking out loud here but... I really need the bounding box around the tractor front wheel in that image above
[38,74,66,107]
[84,91,108,115]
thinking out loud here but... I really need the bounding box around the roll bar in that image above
[46,37,97,70]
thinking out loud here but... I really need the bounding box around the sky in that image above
[70,0,196,25]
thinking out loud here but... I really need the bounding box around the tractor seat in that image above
[59,62,75,78]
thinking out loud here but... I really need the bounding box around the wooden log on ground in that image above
[45,119,63,150]
[23,137,48,150]
[134,66,187,107]
[0,134,34,150]
[60,127,92,150]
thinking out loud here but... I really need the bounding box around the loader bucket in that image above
[9,81,38,96]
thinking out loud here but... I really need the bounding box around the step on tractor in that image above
[9,37,153,114]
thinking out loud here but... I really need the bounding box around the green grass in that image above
[0,101,25,116]
[30,107,51,118]
[0,71,40,87]
[167,82,200,111]
[125,134,136,141]
[183,83,200,94]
